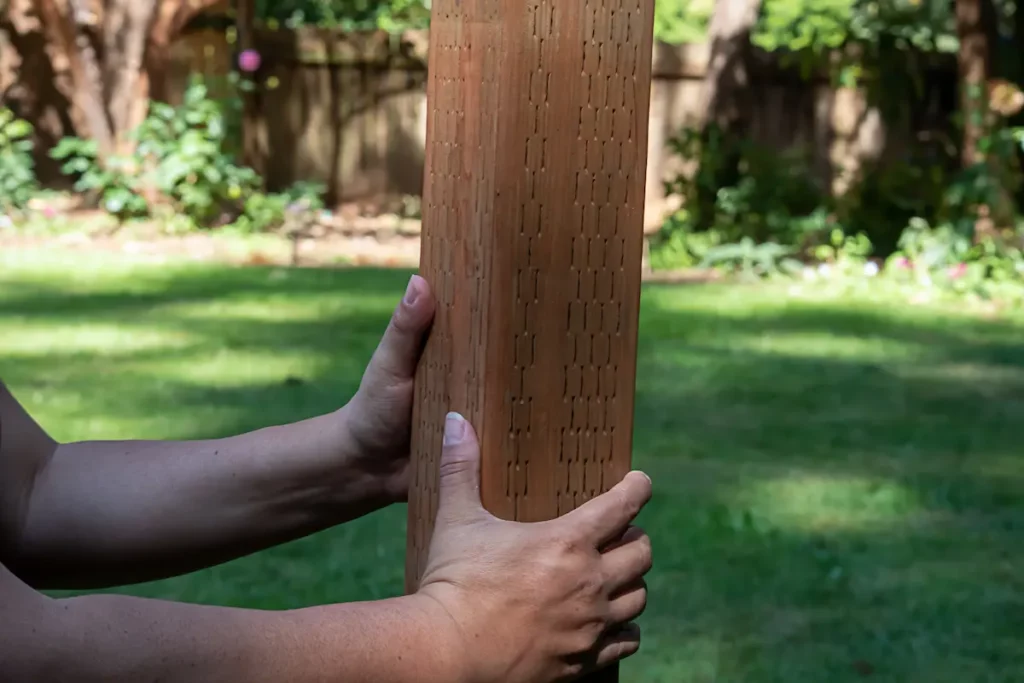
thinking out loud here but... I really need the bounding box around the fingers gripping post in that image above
[407,0,656,676]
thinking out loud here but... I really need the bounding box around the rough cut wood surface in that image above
[405,3,655,677]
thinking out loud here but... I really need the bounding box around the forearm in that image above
[7,589,463,683]
[11,406,383,588]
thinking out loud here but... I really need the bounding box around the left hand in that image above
[341,274,435,503]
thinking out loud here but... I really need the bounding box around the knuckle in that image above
[635,533,653,574]
[633,588,648,617]
[437,453,473,478]
[551,525,586,558]
[612,484,643,521]
[390,309,417,337]
[572,622,604,654]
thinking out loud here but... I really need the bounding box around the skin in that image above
[0,275,654,683]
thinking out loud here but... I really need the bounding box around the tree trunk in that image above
[34,0,114,155]
[692,0,763,234]
[29,0,221,160]
[102,0,160,155]
[955,0,993,168]
[701,0,763,131]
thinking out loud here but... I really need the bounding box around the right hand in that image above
[417,412,654,683]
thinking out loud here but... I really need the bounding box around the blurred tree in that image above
[955,0,997,166]
[702,0,763,132]
[686,0,763,231]
[30,0,225,160]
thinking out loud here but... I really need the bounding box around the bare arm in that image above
[0,557,463,683]
[3,379,381,588]
[1,407,655,683]
[0,277,436,589]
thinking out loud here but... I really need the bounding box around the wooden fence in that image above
[3,16,957,222]
[168,28,956,222]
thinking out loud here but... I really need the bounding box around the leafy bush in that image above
[700,237,803,280]
[654,0,713,44]
[50,137,149,220]
[809,227,875,278]
[51,78,327,234]
[256,0,430,31]
[235,180,327,234]
[754,0,958,86]
[0,108,39,213]
[135,81,262,227]
[661,124,829,245]
[649,213,725,270]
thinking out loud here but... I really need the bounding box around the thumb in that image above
[363,275,435,387]
[435,412,485,524]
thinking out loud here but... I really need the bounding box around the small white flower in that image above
[817,263,832,278]
[864,262,879,277]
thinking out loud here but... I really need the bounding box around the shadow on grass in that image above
[0,264,416,320]
[2,266,1023,681]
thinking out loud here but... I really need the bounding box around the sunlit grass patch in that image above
[3,248,1024,682]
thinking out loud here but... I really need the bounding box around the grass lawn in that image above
[2,247,1023,682]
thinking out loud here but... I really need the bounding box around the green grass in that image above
[3,247,1024,682]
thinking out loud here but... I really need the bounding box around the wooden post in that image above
[406,0,655,678]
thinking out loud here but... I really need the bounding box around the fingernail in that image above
[634,470,652,486]
[443,412,466,446]
[404,275,421,306]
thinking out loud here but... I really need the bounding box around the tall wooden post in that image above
[406,0,655,678]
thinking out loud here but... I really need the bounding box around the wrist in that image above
[402,592,473,683]
[242,409,391,528]
[332,401,409,505]
[286,594,471,683]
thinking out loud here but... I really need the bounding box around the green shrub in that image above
[50,137,149,221]
[235,180,327,234]
[657,124,830,260]
[51,78,327,234]
[0,108,39,214]
[700,237,804,280]
[135,80,262,227]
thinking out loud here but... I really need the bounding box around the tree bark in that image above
[701,0,763,131]
[30,0,221,158]
[692,0,763,233]
[955,0,994,168]
[34,0,114,155]
[102,0,160,154]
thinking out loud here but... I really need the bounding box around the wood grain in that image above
[406,0,655,676]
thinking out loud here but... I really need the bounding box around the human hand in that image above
[340,274,435,503]
[417,413,653,683]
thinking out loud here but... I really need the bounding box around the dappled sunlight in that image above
[695,329,930,363]
[159,290,397,324]
[731,471,924,533]
[897,362,1024,392]
[138,349,333,387]
[4,254,1024,682]
[0,323,196,358]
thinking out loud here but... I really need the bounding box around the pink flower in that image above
[948,262,967,280]
[894,257,912,269]
[238,49,261,73]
